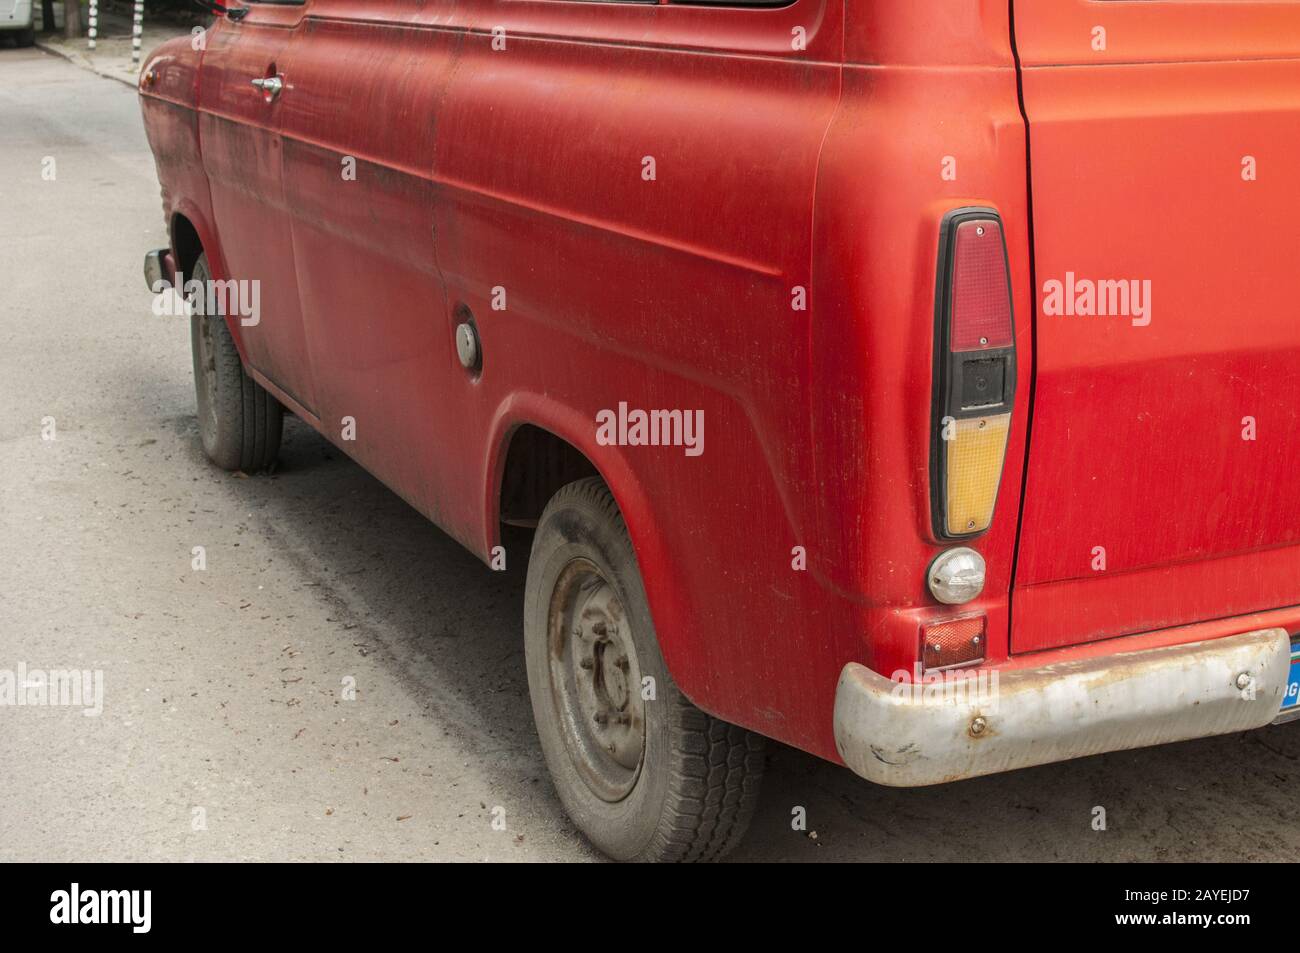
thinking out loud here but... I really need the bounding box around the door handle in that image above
[250,75,284,100]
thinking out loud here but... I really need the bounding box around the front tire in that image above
[16,28,35,48]
[188,253,283,471]
[524,477,765,862]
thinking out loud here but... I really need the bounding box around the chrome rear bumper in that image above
[833,627,1291,786]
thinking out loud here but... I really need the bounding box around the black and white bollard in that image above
[131,0,144,71]
[88,0,98,51]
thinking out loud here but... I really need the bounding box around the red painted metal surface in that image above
[1009,0,1300,652]
[138,0,1300,767]
[198,5,321,415]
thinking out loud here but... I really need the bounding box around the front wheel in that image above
[188,252,283,471]
[16,27,35,47]
[524,477,765,862]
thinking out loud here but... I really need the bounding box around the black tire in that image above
[188,253,282,471]
[16,27,35,47]
[524,477,765,862]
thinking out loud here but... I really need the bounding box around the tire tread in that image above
[191,253,282,471]
[543,478,765,863]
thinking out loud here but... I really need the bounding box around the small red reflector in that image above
[949,220,1013,352]
[921,615,986,671]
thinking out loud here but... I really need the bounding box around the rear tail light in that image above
[931,209,1016,539]
[921,614,986,671]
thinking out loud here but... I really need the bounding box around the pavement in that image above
[31,6,198,87]
[3,47,1300,863]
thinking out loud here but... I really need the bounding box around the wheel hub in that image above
[549,560,646,801]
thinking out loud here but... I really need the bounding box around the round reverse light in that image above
[927,547,986,605]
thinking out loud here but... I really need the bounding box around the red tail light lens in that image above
[931,209,1017,540]
[950,221,1014,352]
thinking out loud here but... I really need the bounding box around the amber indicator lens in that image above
[921,615,986,671]
[945,414,1011,535]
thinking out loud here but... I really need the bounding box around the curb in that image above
[35,38,138,90]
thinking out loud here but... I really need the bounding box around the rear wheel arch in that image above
[496,423,600,529]
[485,410,703,715]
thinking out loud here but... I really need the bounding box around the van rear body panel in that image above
[1009,0,1300,652]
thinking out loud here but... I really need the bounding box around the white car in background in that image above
[1,1,35,48]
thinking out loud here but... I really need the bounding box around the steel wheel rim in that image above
[547,558,646,802]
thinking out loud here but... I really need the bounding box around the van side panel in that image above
[273,11,464,545]
[430,0,847,756]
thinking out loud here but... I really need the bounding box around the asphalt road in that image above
[2,48,1299,863]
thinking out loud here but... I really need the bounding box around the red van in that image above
[139,0,1300,861]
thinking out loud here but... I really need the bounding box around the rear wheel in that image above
[189,253,282,471]
[524,477,765,861]
[16,28,35,47]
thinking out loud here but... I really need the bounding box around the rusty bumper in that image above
[833,627,1291,787]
